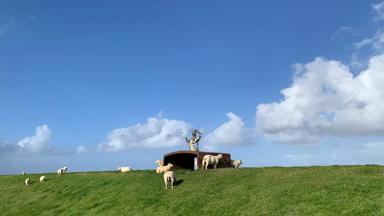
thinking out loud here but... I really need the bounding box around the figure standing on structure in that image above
[185,129,202,151]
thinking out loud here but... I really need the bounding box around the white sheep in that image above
[155,159,164,167]
[25,178,30,186]
[39,176,47,182]
[57,168,64,175]
[231,160,242,168]
[21,172,25,175]
[57,166,68,175]
[118,167,132,173]
[156,163,173,174]
[163,171,176,190]
[202,154,223,170]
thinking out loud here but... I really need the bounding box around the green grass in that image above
[1,166,384,215]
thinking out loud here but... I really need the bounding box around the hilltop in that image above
[1,166,384,215]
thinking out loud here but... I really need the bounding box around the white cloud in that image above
[256,54,384,143]
[101,115,191,151]
[17,125,52,152]
[354,30,384,52]
[373,1,384,20]
[204,112,252,148]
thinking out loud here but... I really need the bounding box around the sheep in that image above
[21,172,25,175]
[231,160,242,168]
[118,167,132,173]
[57,166,68,175]
[39,176,47,182]
[202,154,223,170]
[25,178,30,186]
[57,168,64,175]
[155,159,164,167]
[163,171,176,190]
[156,163,173,174]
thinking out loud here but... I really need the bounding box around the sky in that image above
[1,0,384,174]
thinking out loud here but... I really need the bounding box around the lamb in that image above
[163,171,176,190]
[118,167,132,173]
[202,154,223,170]
[25,178,30,186]
[39,176,47,182]
[231,160,242,168]
[156,163,173,174]
[155,159,164,167]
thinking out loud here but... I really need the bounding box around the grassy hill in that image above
[1,166,384,215]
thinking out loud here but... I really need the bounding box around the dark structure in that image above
[163,150,231,170]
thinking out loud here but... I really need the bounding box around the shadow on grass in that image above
[174,179,183,186]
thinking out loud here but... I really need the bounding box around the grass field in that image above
[1,165,384,215]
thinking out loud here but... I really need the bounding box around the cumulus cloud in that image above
[17,124,52,152]
[204,112,252,148]
[256,55,384,143]
[101,115,191,151]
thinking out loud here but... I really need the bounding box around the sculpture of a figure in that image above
[185,129,202,151]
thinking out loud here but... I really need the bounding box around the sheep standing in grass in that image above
[155,159,164,167]
[156,163,173,174]
[118,167,132,173]
[202,154,223,170]
[57,166,68,175]
[25,178,30,186]
[231,160,242,168]
[163,171,176,190]
[57,168,64,175]
[40,176,47,182]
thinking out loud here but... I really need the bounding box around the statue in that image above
[185,129,202,151]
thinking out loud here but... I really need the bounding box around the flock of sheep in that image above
[23,155,242,190]
[24,166,68,186]
[153,154,243,190]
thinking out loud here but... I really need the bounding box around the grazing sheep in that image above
[163,171,176,190]
[155,159,164,167]
[118,167,132,173]
[156,163,173,174]
[25,178,30,186]
[202,154,223,170]
[39,176,47,182]
[231,160,242,168]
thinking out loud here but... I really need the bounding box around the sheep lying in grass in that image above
[202,154,223,170]
[25,178,30,186]
[155,159,164,167]
[156,163,173,174]
[231,160,242,168]
[39,176,47,182]
[118,167,132,173]
[163,171,175,190]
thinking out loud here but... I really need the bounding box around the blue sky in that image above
[1,0,384,174]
